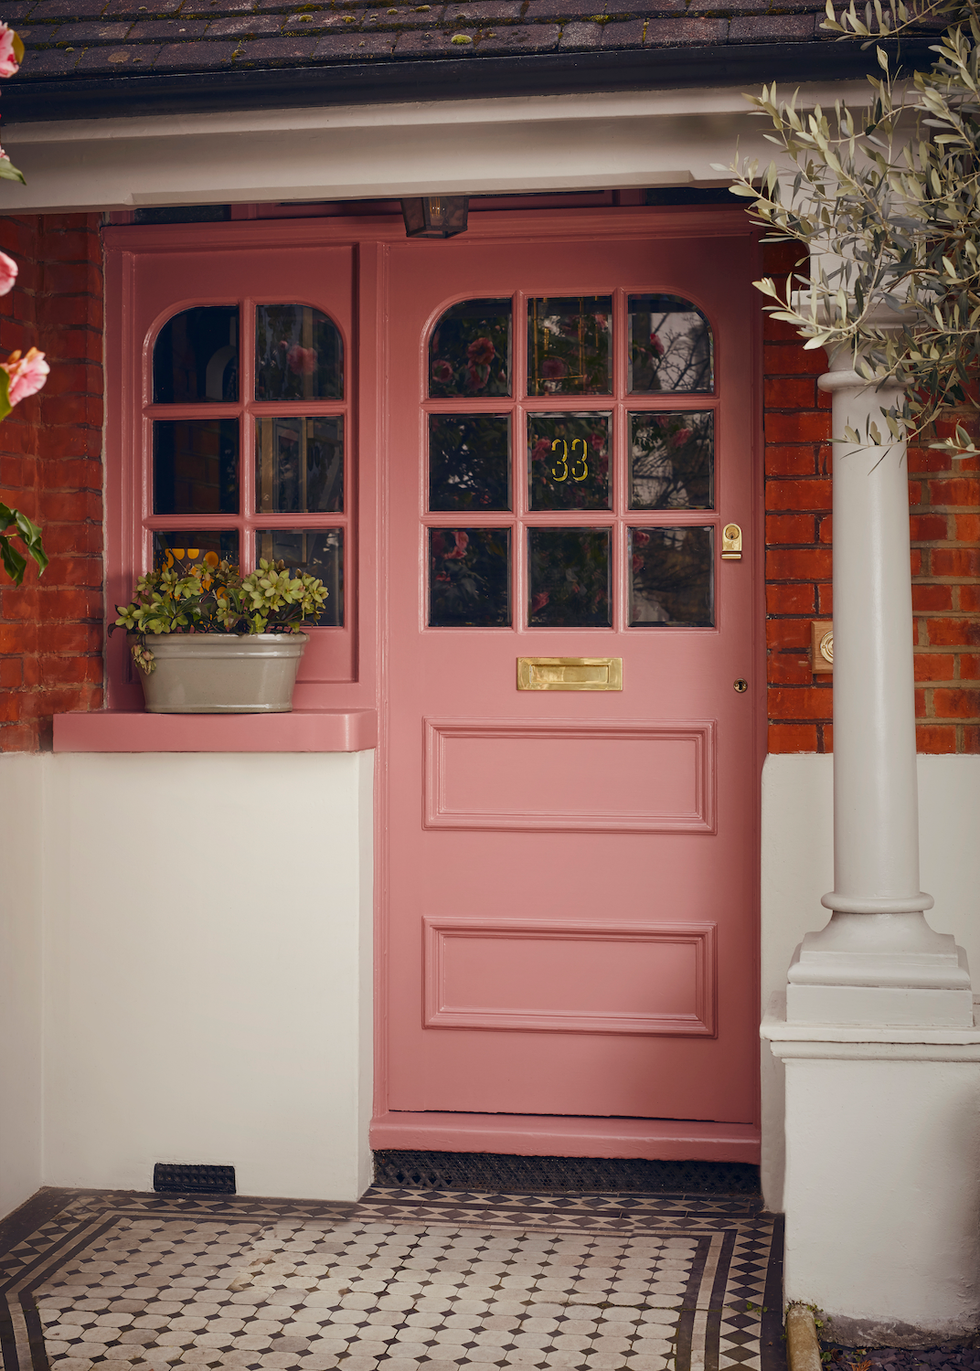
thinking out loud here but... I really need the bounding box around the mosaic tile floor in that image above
[0,1186,784,1371]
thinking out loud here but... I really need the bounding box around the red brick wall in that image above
[0,213,104,752]
[763,239,980,754]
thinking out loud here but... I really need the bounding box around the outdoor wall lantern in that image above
[401,197,469,238]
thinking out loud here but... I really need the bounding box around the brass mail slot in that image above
[517,657,623,691]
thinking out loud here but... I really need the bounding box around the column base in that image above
[764,1012,980,1346]
[787,980,974,1027]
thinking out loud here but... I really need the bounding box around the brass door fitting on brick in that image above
[517,657,623,691]
[811,621,834,673]
[721,523,743,560]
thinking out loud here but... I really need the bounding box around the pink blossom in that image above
[0,250,18,296]
[443,531,469,560]
[431,359,453,385]
[530,438,552,464]
[1,347,48,406]
[0,25,20,77]
[633,530,650,547]
[650,332,665,356]
[287,344,317,375]
[541,358,567,380]
[466,336,495,367]
[531,591,550,613]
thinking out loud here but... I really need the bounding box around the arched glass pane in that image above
[628,295,713,394]
[255,304,343,401]
[153,306,239,404]
[429,299,512,398]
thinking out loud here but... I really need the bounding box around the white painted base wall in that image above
[761,752,980,1210]
[0,749,374,1209]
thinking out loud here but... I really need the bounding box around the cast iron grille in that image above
[153,1163,237,1194]
[372,1151,760,1195]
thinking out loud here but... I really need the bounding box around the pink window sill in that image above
[52,709,378,753]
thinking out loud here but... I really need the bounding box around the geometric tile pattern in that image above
[0,1187,784,1371]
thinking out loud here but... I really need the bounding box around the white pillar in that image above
[765,350,980,1345]
[786,354,972,1026]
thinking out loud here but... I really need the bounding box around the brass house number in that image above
[550,438,589,484]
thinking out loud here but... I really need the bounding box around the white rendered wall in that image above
[761,752,980,1210]
[33,750,374,1204]
[0,753,44,1219]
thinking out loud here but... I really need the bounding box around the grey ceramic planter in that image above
[130,633,308,713]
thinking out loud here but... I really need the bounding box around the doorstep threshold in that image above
[52,708,378,753]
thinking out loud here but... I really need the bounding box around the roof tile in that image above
[127,19,209,37]
[558,18,602,47]
[600,18,645,45]
[235,31,318,56]
[29,0,107,19]
[103,0,182,15]
[442,1,524,20]
[473,21,560,49]
[312,28,396,53]
[18,43,83,69]
[43,20,133,40]
[522,0,614,17]
[644,15,727,43]
[207,13,285,32]
[728,11,816,39]
[75,39,158,63]
[285,11,361,31]
[358,5,447,25]
[153,36,238,61]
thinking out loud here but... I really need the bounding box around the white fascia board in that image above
[2,79,872,213]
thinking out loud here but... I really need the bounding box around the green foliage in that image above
[112,556,328,672]
[0,500,47,585]
[721,0,980,456]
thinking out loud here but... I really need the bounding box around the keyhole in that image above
[733,678,748,693]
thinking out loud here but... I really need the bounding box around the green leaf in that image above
[0,369,12,424]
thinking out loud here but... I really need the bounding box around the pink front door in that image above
[380,210,762,1145]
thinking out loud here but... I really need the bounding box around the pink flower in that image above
[531,591,550,613]
[431,359,453,385]
[0,25,20,77]
[443,531,469,560]
[632,554,645,573]
[633,530,650,547]
[1,347,48,406]
[530,437,552,464]
[287,344,317,375]
[0,250,18,296]
[541,358,567,380]
[466,336,495,367]
[671,428,692,447]
[650,332,665,356]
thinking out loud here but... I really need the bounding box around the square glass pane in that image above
[528,413,611,511]
[153,419,239,516]
[428,528,511,627]
[528,296,611,396]
[255,528,343,627]
[630,411,714,510]
[153,305,238,404]
[255,417,344,514]
[429,414,511,513]
[528,527,610,627]
[629,525,714,626]
[429,299,512,398]
[628,295,713,394]
[255,304,343,401]
[152,530,239,569]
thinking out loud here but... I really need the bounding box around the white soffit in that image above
[2,80,871,212]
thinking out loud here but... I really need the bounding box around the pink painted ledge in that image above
[370,1112,761,1163]
[53,709,378,753]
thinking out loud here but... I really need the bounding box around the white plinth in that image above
[765,1003,980,1346]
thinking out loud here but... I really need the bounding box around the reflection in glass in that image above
[153,306,239,404]
[528,413,611,511]
[429,414,511,512]
[628,295,713,394]
[428,528,510,627]
[255,304,343,401]
[429,299,511,399]
[256,528,343,626]
[630,411,714,510]
[152,530,239,569]
[629,525,714,626]
[153,419,239,515]
[255,417,344,514]
[528,527,610,627]
[528,296,611,396]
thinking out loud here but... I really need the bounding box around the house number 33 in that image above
[551,438,589,483]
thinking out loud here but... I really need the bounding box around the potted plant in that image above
[112,553,328,713]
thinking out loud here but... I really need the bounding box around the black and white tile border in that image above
[0,1188,784,1371]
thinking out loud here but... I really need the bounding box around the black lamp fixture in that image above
[401,196,469,239]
